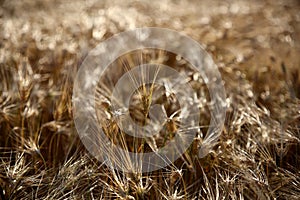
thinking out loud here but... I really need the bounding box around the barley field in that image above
[0,0,300,199]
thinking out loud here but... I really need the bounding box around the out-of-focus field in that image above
[0,0,300,199]
[1,0,300,104]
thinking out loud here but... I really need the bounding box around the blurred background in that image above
[1,0,300,74]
